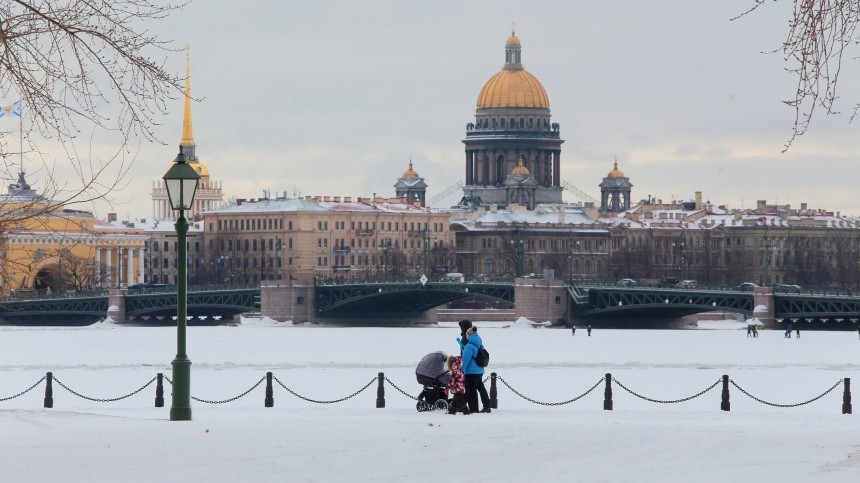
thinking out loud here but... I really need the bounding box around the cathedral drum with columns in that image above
[462,30,564,210]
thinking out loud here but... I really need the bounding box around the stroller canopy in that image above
[416,351,450,386]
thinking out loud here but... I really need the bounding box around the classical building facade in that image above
[0,172,146,295]
[462,30,564,208]
[151,49,224,222]
[194,195,455,284]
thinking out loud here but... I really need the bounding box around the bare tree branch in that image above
[734,0,860,151]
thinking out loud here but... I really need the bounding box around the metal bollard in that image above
[155,373,164,407]
[376,372,385,408]
[843,378,852,415]
[44,371,53,408]
[720,375,730,411]
[603,373,613,410]
[265,372,274,408]
[489,372,498,409]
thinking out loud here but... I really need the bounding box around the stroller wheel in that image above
[416,401,428,412]
[433,399,449,412]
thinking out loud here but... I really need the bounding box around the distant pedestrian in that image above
[587,324,592,336]
[785,323,793,338]
[571,324,576,336]
[753,325,758,338]
[857,327,860,339]
[796,327,800,338]
[746,325,753,338]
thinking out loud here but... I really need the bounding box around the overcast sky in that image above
[44,1,860,220]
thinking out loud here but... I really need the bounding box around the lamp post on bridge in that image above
[162,146,200,422]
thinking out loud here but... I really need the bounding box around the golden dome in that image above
[476,31,549,109]
[402,160,419,178]
[607,161,624,178]
[477,70,549,109]
[512,157,529,175]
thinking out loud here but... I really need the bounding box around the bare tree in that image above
[735,1,860,150]
[0,0,185,207]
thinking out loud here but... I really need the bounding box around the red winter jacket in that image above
[446,356,465,394]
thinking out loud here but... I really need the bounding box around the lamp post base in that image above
[170,356,192,421]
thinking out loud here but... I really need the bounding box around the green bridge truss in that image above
[314,281,514,317]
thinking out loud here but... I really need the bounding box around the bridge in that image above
[0,285,260,324]
[1,278,859,326]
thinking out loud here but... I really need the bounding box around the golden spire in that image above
[180,44,195,147]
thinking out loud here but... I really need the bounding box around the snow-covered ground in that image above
[1,318,858,482]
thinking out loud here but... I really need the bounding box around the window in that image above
[297,296,304,305]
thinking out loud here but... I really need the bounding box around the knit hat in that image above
[458,319,473,336]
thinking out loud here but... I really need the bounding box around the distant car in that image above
[738,282,759,291]
[657,277,680,288]
[617,278,638,287]
[677,280,698,289]
[774,283,801,293]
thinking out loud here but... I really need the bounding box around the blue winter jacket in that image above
[460,332,485,375]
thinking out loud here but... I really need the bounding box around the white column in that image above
[105,247,112,286]
[127,247,134,286]
[95,246,101,288]
[138,247,144,283]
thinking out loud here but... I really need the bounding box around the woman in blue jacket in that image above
[460,326,491,413]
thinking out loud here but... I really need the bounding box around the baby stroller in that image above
[415,351,450,412]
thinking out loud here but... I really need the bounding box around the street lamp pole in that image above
[162,146,200,422]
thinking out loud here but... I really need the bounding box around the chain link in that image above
[730,378,844,408]
[384,376,420,401]
[192,377,266,404]
[612,377,721,404]
[497,375,605,406]
[273,376,376,404]
[0,376,46,402]
[52,376,156,403]
[163,375,267,404]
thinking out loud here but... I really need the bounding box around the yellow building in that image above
[0,172,147,295]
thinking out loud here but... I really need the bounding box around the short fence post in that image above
[489,372,498,409]
[720,375,730,411]
[155,373,164,407]
[843,378,852,415]
[603,373,613,410]
[43,371,53,408]
[376,372,385,408]
[265,372,274,408]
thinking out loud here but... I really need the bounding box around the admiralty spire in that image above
[151,46,224,221]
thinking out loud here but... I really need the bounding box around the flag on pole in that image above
[0,100,22,118]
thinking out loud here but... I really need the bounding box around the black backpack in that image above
[475,345,490,367]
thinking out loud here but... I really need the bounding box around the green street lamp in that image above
[162,146,200,421]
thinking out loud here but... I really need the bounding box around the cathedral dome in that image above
[607,161,624,178]
[402,160,419,178]
[512,157,530,175]
[476,31,549,109]
[477,70,549,109]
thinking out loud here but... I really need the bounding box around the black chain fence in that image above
[730,378,844,408]
[53,375,157,403]
[273,375,376,404]
[612,377,722,404]
[497,375,606,406]
[0,375,46,402]
[0,371,852,415]
[164,375,266,404]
